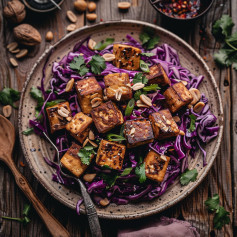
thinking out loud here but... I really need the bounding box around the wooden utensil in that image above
[0,115,70,237]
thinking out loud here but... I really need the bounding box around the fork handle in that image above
[5,156,70,237]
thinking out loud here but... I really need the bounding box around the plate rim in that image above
[18,20,224,219]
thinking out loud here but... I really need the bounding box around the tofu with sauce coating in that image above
[124,118,154,148]
[104,73,132,101]
[145,63,171,87]
[46,101,71,134]
[96,140,126,170]
[163,82,193,113]
[60,143,94,177]
[144,150,170,182]
[91,101,124,133]
[66,112,93,143]
[75,77,103,114]
[149,109,180,140]
[113,44,141,71]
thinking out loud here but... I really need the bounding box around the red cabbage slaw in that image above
[29,34,219,210]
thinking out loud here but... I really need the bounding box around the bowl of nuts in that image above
[149,0,213,21]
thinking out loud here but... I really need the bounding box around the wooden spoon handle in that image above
[6,157,70,237]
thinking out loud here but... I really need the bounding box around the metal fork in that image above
[43,132,102,237]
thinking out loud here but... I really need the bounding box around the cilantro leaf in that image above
[180,168,198,186]
[139,29,159,49]
[135,162,146,183]
[141,52,155,57]
[187,114,197,132]
[140,60,150,72]
[205,194,220,211]
[78,145,96,165]
[225,32,237,50]
[30,87,44,104]
[45,99,65,108]
[212,15,234,40]
[214,206,231,229]
[100,173,118,188]
[0,88,20,108]
[132,73,148,85]
[146,36,160,50]
[69,55,89,76]
[143,84,160,92]
[121,167,133,176]
[22,128,34,136]
[88,55,106,75]
[134,90,147,101]
[139,32,150,45]
[213,49,230,67]
[94,38,114,50]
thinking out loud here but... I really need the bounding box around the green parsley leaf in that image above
[214,206,231,229]
[135,162,146,183]
[143,84,160,92]
[134,90,147,101]
[139,29,160,50]
[132,73,148,85]
[205,194,220,211]
[106,133,126,142]
[225,32,237,50]
[30,87,44,104]
[69,55,89,76]
[88,55,106,74]
[141,52,155,57]
[78,145,96,165]
[187,114,197,133]
[94,38,114,50]
[139,32,150,45]
[212,15,234,40]
[147,36,160,50]
[22,128,34,136]
[180,168,198,186]
[213,49,230,67]
[125,98,135,116]
[121,167,133,176]
[100,173,118,188]
[0,88,20,108]
[140,60,150,72]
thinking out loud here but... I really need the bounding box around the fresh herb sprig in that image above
[88,55,106,74]
[180,168,198,186]
[0,87,20,108]
[205,194,230,229]
[94,38,114,51]
[135,162,146,183]
[69,55,89,76]
[212,15,237,69]
[78,145,96,165]
[187,114,197,133]
[132,73,148,85]
[139,29,160,50]
[2,204,31,225]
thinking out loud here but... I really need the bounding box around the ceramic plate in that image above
[18,20,223,219]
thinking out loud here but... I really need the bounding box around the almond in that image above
[67,24,76,32]
[179,130,185,136]
[83,138,89,147]
[102,53,115,61]
[189,88,201,105]
[65,78,75,92]
[88,139,98,148]
[58,107,70,117]
[140,94,152,107]
[74,0,87,12]
[9,58,18,67]
[132,82,144,91]
[193,102,205,113]
[115,88,123,101]
[88,39,96,50]
[118,2,131,10]
[136,99,149,108]
[3,105,12,118]
[83,173,96,182]
[7,42,18,51]
[16,49,28,59]
[89,130,95,140]
[99,198,110,207]
[160,155,167,161]
[67,10,77,23]
[88,2,96,12]
[91,97,102,108]
[46,31,54,41]
[86,13,97,21]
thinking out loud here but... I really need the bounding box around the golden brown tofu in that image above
[163,82,193,113]
[113,44,141,71]
[75,77,103,114]
[60,143,94,177]
[104,73,132,101]
[124,118,154,148]
[96,140,126,170]
[66,112,93,143]
[149,109,180,140]
[91,101,124,133]
[145,64,171,87]
[144,150,170,182]
[46,102,71,133]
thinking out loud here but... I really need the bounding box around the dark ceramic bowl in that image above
[149,0,214,21]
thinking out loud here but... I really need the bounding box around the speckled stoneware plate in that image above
[18,20,223,219]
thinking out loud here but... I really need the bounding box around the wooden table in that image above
[0,0,236,236]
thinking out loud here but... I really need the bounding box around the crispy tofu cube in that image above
[124,119,154,148]
[46,102,71,133]
[144,150,170,182]
[163,82,193,113]
[104,73,132,101]
[149,109,180,140]
[91,101,124,133]
[96,140,126,170]
[60,143,94,177]
[66,112,93,143]
[145,64,171,87]
[113,44,141,71]
[75,77,103,114]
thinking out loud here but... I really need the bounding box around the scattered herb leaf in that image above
[22,128,34,136]
[45,99,65,108]
[0,88,20,108]
[205,194,220,211]
[94,38,114,50]
[139,29,160,50]
[100,173,118,188]
[180,168,198,186]
[135,162,146,183]
[187,114,197,133]
[125,98,135,116]
[106,133,126,142]
[134,90,147,101]
[78,145,96,165]
[69,55,89,76]
[132,73,148,85]
[88,55,106,75]
[121,167,133,176]
[140,60,150,72]
[143,84,160,92]
[22,204,31,216]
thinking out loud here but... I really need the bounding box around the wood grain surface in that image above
[0,0,236,236]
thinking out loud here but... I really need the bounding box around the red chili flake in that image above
[153,18,157,24]
[202,37,206,41]
[20,161,25,167]
[100,18,103,22]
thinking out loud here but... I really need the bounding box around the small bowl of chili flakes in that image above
[149,0,213,21]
